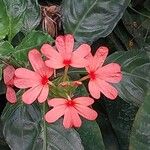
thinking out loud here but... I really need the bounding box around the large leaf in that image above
[0,120,10,150]
[100,97,138,150]
[94,102,120,150]
[77,120,105,150]
[21,0,41,33]
[1,101,84,150]
[3,0,26,41]
[3,0,41,41]
[14,30,54,65]
[129,91,150,150]
[106,50,150,106]
[0,0,9,40]
[62,0,130,44]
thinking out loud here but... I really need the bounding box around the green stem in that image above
[63,66,69,81]
[43,102,47,150]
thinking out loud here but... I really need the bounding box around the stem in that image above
[63,66,69,81]
[78,75,89,82]
[43,102,47,150]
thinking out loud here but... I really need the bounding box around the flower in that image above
[3,65,16,103]
[45,97,98,128]
[86,46,122,99]
[41,34,91,69]
[14,49,53,104]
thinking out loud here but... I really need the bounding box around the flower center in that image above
[63,59,71,66]
[66,100,75,107]
[89,71,96,80]
[41,76,48,85]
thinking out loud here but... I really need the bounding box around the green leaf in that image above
[14,30,54,64]
[62,0,130,44]
[0,120,10,150]
[0,41,15,58]
[1,101,84,150]
[106,50,150,106]
[21,0,41,33]
[100,98,138,150]
[129,91,150,150]
[3,0,41,41]
[0,0,9,40]
[3,0,26,41]
[77,120,105,150]
[94,102,120,150]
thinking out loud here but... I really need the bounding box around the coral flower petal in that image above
[3,65,15,84]
[87,46,108,71]
[28,49,53,76]
[73,44,91,57]
[48,98,67,107]
[70,58,88,68]
[97,79,118,99]
[96,63,122,83]
[93,46,108,69]
[56,34,74,59]
[14,78,40,88]
[45,59,65,69]
[45,106,66,123]
[63,108,72,128]
[70,107,82,128]
[6,86,16,103]
[75,104,98,120]
[41,44,60,58]
[88,80,101,99]
[15,68,41,80]
[38,84,49,103]
[74,97,94,106]
[22,85,42,104]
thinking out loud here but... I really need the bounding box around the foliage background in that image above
[0,0,149,150]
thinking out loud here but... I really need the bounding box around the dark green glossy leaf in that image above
[62,0,130,44]
[94,101,120,150]
[106,50,150,106]
[3,0,26,41]
[0,0,9,40]
[21,0,41,33]
[101,98,138,150]
[129,91,150,150]
[0,120,10,150]
[14,30,53,64]
[77,120,105,150]
[3,0,41,41]
[1,101,84,150]
[122,8,150,50]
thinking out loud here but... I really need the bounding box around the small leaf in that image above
[129,91,150,150]
[62,0,130,44]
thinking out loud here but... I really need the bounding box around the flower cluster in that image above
[3,34,122,128]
